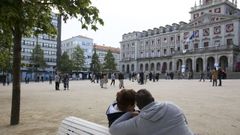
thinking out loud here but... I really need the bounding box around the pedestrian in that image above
[2,74,6,86]
[199,71,205,82]
[6,74,10,85]
[109,89,194,135]
[118,72,124,89]
[55,73,60,90]
[106,89,136,127]
[110,73,116,86]
[63,74,69,90]
[211,68,218,87]
[49,75,52,84]
[218,68,223,86]
[100,73,104,88]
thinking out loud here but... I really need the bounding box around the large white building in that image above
[21,13,58,81]
[93,44,120,71]
[61,35,93,71]
[120,0,240,76]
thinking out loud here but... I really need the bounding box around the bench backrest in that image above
[57,116,110,135]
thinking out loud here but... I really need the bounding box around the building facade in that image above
[93,44,120,71]
[21,13,58,81]
[62,35,94,71]
[120,0,240,75]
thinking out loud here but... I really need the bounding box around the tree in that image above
[90,48,101,73]
[30,44,47,77]
[72,46,85,72]
[0,0,103,125]
[59,52,73,73]
[103,50,117,72]
[0,22,12,73]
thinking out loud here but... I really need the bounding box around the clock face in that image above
[203,28,210,36]
[226,24,234,32]
[214,26,221,34]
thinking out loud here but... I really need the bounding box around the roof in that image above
[94,44,120,54]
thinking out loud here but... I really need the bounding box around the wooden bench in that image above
[57,116,110,135]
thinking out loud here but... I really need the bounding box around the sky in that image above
[61,0,239,48]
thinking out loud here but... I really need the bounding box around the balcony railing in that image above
[120,45,239,61]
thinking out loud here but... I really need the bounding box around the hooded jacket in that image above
[106,102,126,127]
[109,101,193,135]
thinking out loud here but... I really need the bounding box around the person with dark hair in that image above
[106,89,136,127]
[109,89,193,135]
[118,72,124,89]
[218,68,223,86]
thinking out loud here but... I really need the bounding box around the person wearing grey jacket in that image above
[109,89,193,135]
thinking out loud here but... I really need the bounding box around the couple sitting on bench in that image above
[106,89,194,135]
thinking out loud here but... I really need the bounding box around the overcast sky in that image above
[61,0,239,48]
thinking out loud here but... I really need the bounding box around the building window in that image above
[204,42,209,47]
[184,45,188,49]
[177,36,180,41]
[203,28,210,36]
[227,39,233,46]
[157,39,160,44]
[171,37,174,41]
[214,40,220,46]
[163,38,167,42]
[195,30,199,37]
[194,43,198,49]
[170,48,174,54]
[226,24,234,33]
[157,50,160,56]
[214,8,221,13]
[164,49,167,55]
[177,47,180,51]
[214,26,221,34]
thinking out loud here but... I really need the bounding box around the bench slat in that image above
[57,116,110,135]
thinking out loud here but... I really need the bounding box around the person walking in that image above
[118,72,124,89]
[100,73,104,88]
[110,73,116,86]
[55,73,60,90]
[109,89,193,135]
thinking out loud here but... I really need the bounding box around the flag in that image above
[185,31,195,43]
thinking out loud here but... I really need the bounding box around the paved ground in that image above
[0,79,240,135]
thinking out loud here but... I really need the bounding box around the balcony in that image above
[176,45,239,55]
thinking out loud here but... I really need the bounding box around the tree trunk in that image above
[10,25,22,125]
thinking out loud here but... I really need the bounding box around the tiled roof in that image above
[94,44,120,53]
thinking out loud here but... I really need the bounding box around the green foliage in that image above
[103,50,116,72]
[0,48,12,72]
[30,44,47,71]
[0,0,103,125]
[59,52,73,73]
[0,20,12,72]
[90,48,101,73]
[72,45,85,71]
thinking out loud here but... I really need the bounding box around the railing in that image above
[188,44,238,53]
[121,45,239,61]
